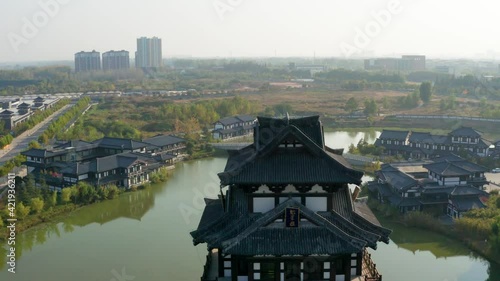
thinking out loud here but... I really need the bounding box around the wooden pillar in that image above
[275,261,280,281]
[249,262,254,281]
[343,255,350,281]
[218,251,224,278]
[330,260,336,281]
[231,256,237,281]
[356,252,362,276]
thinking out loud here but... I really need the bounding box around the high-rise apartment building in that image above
[135,37,163,68]
[75,50,101,72]
[102,50,130,71]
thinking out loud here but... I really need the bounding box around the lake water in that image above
[1,131,498,281]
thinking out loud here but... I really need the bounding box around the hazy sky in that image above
[1,0,499,62]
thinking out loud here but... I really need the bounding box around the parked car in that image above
[492,168,500,173]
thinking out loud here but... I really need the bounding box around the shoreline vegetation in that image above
[2,92,500,267]
[367,197,500,265]
[0,166,175,241]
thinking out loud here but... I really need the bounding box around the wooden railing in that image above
[201,252,213,281]
[363,249,382,281]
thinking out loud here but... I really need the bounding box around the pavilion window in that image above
[285,261,301,281]
[303,259,323,280]
[237,259,249,276]
[260,262,276,281]
[334,258,345,275]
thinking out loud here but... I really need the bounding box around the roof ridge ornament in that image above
[285,112,290,125]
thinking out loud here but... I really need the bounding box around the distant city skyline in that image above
[1,0,500,63]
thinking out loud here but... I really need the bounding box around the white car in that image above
[492,168,500,173]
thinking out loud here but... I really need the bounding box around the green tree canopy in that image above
[30,197,45,214]
[345,97,359,113]
[420,82,433,103]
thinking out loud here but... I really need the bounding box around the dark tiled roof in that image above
[450,197,486,211]
[217,116,241,126]
[424,160,487,176]
[377,164,417,191]
[409,132,433,142]
[256,115,324,148]
[34,96,45,102]
[221,199,366,256]
[153,152,176,161]
[197,198,225,230]
[421,186,455,194]
[60,162,93,175]
[235,115,256,123]
[431,135,449,144]
[431,154,465,163]
[192,186,391,256]
[95,154,143,172]
[449,127,482,137]
[22,148,62,158]
[0,110,15,115]
[378,130,410,140]
[377,184,394,197]
[54,140,96,151]
[142,134,185,147]
[478,139,492,148]
[424,161,470,176]
[223,227,362,256]
[217,115,255,126]
[219,123,363,186]
[95,137,149,150]
[451,185,489,197]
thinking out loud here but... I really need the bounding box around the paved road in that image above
[485,172,500,193]
[0,104,74,165]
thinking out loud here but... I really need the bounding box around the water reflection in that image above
[65,189,155,227]
[374,216,499,281]
[1,188,157,271]
[1,132,498,281]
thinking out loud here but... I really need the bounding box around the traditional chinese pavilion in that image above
[191,116,391,281]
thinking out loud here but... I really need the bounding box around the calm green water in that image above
[1,131,498,281]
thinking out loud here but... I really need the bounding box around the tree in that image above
[107,185,120,199]
[61,188,72,204]
[47,190,58,207]
[31,197,45,214]
[419,82,432,103]
[364,99,378,117]
[28,140,41,149]
[382,96,390,109]
[273,103,293,116]
[344,97,359,113]
[16,202,31,220]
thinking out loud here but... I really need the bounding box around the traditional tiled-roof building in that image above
[22,135,186,189]
[213,115,256,140]
[192,116,391,281]
[368,155,489,217]
[375,127,492,159]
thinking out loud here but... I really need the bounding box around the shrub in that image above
[16,202,31,220]
[107,185,120,199]
[30,198,45,214]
